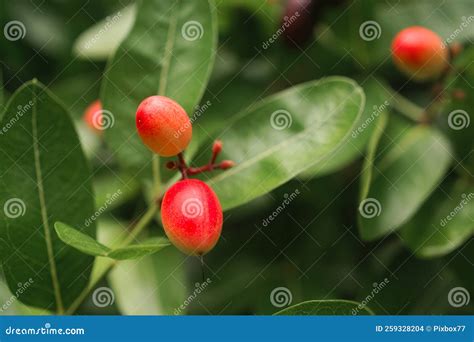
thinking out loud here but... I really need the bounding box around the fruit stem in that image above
[65,204,159,314]
[391,92,426,123]
[177,152,188,179]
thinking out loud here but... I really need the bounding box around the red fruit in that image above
[136,96,192,157]
[83,100,103,134]
[161,179,223,255]
[391,26,448,81]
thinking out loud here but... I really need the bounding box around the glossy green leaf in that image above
[358,116,453,240]
[55,222,169,260]
[300,78,390,177]
[274,300,374,315]
[73,5,136,60]
[0,81,95,311]
[206,77,365,210]
[101,0,217,171]
[400,180,474,258]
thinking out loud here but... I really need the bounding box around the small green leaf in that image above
[274,300,374,315]
[72,5,136,60]
[107,238,170,260]
[206,77,365,211]
[54,222,169,260]
[0,80,96,311]
[358,116,453,240]
[54,222,110,256]
[400,180,474,258]
[101,0,217,171]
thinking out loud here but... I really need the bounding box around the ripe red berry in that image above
[161,179,223,255]
[83,100,103,134]
[391,26,448,81]
[136,96,192,157]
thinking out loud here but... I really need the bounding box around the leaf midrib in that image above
[31,84,64,312]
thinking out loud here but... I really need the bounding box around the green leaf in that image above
[0,80,96,312]
[358,116,453,240]
[72,5,136,60]
[400,180,474,258]
[300,78,390,177]
[101,0,217,171]
[54,222,169,260]
[107,238,170,260]
[274,300,374,315]
[206,77,365,211]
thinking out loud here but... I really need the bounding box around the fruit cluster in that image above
[134,96,233,256]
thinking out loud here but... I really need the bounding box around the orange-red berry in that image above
[391,26,448,81]
[161,179,223,255]
[83,100,103,134]
[136,96,192,157]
